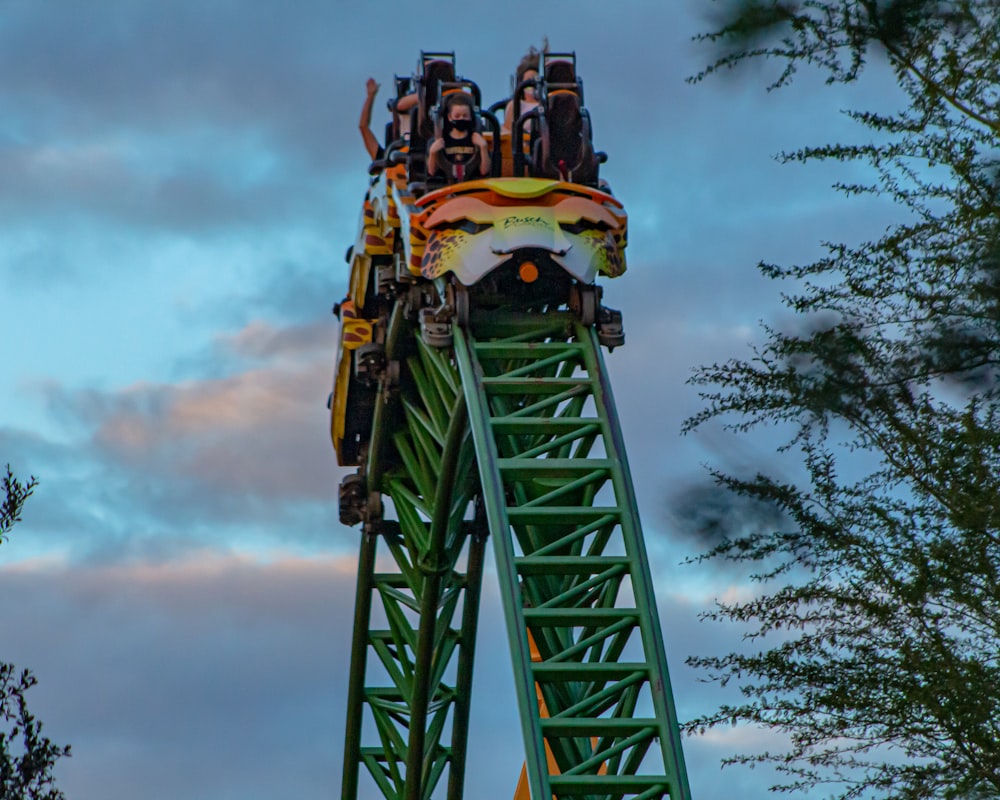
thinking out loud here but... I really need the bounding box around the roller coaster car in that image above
[331,52,626,467]
[331,174,628,466]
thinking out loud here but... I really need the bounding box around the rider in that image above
[426,92,490,181]
[502,40,548,134]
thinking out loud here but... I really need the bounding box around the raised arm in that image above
[359,78,381,160]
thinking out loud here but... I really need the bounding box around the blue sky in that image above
[0,2,901,798]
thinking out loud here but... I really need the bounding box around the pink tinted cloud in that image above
[98,365,336,498]
[214,318,333,360]
[60,320,343,502]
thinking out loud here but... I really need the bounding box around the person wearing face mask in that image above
[426,92,491,181]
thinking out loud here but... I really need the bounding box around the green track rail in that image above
[341,302,691,800]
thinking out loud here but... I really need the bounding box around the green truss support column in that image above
[341,304,488,800]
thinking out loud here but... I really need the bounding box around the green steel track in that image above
[341,299,691,800]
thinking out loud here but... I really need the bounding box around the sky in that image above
[0,2,901,799]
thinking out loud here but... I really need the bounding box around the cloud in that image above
[0,3,921,798]
[0,554,356,800]
[665,477,788,548]
[0,2,375,234]
[242,259,349,324]
[0,2,351,157]
[40,313,332,469]
[0,0,894,246]
[0,135,347,234]
[213,319,333,360]
[1,317,350,562]
[55,357,339,504]
[0,553,782,800]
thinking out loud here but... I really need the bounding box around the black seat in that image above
[401,54,457,189]
[417,58,456,141]
[529,55,599,185]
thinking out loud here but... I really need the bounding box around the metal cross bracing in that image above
[341,296,488,800]
[340,299,691,800]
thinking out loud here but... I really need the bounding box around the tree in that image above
[684,2,1000,798]
[0,467,70,800]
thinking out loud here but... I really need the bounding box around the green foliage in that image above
[0,467,69,800]
[0,667,70,800]
[1,468,37,544]
[686,2,1000,798]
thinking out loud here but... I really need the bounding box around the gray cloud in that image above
[0,555,782,800]
[1,2,348,156]
[214,319,334,360]
[0,2,366,233]
[0,3,921,798]
[0,555,353,800]
[0,0,896,246]
[666,477,788,549]
[237,261,347,327]
[5,1,668,166]
[0,137,346,233]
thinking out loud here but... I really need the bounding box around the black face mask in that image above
[448,118,474,133]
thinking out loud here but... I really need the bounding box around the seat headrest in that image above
[545,60,576,86]
[423,60,456,107]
